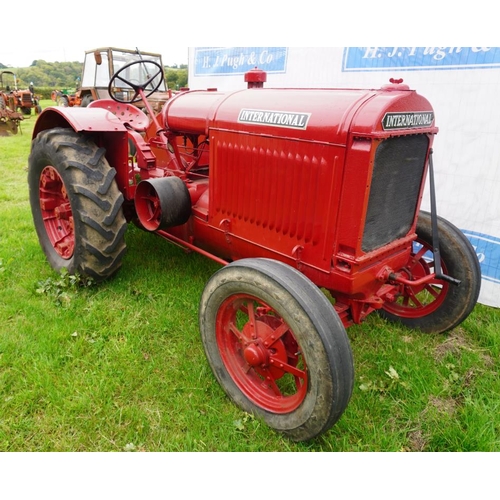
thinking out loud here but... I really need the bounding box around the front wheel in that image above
[199,258,354,441]
[28,127,128,281]
[380,210,481,333]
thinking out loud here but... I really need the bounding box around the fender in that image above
[32,105,132,198]
[33,105,128,138]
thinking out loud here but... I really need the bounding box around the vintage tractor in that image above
[51,47,171,111]
[0,93,24,135]
[27,62,481,441]
[0,71,41,115]
[51,88,81,108]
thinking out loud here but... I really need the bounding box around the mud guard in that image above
[33,105,128,139]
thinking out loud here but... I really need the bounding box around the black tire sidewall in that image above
[199,258,354,441]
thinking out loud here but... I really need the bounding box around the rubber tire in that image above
[28,127,127,281]
[58,95,69,107]
[380,210,481,333]
[80,95,93,107]
[199,258,354,442]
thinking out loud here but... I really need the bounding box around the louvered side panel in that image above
[210,131,338,262]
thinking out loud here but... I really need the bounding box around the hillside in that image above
[0,60,188,91]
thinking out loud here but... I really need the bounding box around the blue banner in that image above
[193,47,288,76]
[343,47,500,72]
[462,231,500,284]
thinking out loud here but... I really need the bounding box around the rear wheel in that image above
[80,95,93,107]
[58,95,69,107]
[199,258,354,441]
[380,211,481,333]
[28,127,127,281]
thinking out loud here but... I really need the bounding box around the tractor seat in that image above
[88,99,149,132]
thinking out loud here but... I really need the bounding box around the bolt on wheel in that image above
[39,165,75,259]
[199,258,354,441]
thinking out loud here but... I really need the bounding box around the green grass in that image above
[1,101,499,451]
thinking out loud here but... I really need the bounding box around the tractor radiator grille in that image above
[362,135,429,253]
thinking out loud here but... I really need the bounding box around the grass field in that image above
[1,101,499,452]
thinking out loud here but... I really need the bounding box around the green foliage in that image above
[1,60,188,95]
[165,68,188,90]
[13,60,83,88]
[36,268,95,307]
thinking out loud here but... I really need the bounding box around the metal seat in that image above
[88,99,149,132]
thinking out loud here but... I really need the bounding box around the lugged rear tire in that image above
[28,127,127,281]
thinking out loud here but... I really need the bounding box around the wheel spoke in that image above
[228,321,247,343]
[269,356,306,380]
[260,320,290,347]
[115,74,134,89]
[412,244,431,266]
[424,284,441,299]
[246,300,256,332]
[408,292,423,308]
[260,370,283,396]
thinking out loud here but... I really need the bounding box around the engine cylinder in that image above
[135,176,191,231]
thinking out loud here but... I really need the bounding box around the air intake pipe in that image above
[135,176,192,231]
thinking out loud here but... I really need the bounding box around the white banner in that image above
[188,47,500,308]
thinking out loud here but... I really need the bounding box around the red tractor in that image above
[27,61,481,441]
[0,71,41,115]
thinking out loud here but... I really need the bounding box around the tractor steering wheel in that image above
[108,60,164,104]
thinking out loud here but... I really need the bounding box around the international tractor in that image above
[27,61,481,441]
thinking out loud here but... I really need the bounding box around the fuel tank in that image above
[161,77,437,143]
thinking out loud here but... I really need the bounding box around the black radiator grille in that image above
[362,135,429,253]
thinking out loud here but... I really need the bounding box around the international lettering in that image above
[382,112,435,130]
[238,109,311,130]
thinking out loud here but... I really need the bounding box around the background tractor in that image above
[27,62,481,442]
[52,47,172,112]
[0,70,41,115]
[0,95,23,135]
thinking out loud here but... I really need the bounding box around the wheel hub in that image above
[39,166,75,259]
[243,342,268,367]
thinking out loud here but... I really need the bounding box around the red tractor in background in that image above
[27,61,481,441]
[0,70,41,115]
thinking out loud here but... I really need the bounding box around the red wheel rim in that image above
[39,166,74,259]
[215,294,308,413]
[383,237,449,318]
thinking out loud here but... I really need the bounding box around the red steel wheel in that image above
[380,211,481,333]
[199,258,354,441]
[383,236,449,319]
[39,165,75,260]
[215,293,307,414]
